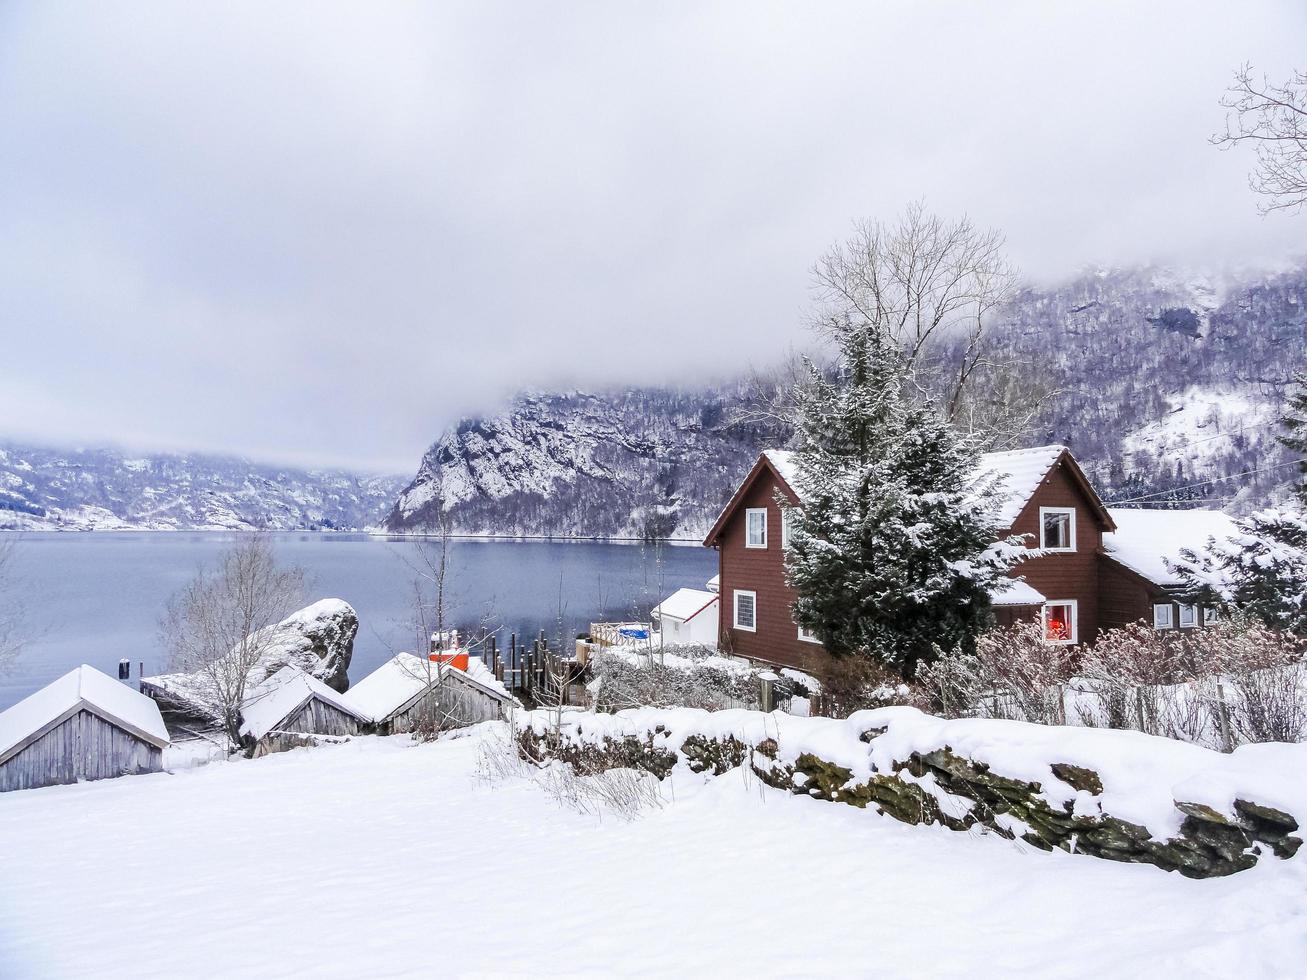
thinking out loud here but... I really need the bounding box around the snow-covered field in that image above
[1,728,1304,979]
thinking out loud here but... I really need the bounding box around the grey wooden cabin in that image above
[240,666,370,757]
[0,665,170,793]
[343,653,516,736]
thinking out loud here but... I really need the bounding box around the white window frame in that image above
[733,589,757,632]
[781,508,793,549]
[797,623,821,644]
[1202,606,1221,626]
[745,508,768,549]
[1041,599,1078,645]
[1178,604,1197,628]
[1038,506,1077,553]
[1153,603,1174,630]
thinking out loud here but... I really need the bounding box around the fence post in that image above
[1215,681,1235,753]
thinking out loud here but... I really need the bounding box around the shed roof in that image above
[341,653,516,724]
[653,588,719,623]
[0,665,170,765]
[1103,508,1239,587]
[240,666,368,741]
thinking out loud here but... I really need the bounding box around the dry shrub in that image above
[1191,620,1307,745]
[810,655,914,719]
[917,622,1074,724]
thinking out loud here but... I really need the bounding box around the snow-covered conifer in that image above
[784,326,1021,676]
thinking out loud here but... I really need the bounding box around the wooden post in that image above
[1215,681,1235,752]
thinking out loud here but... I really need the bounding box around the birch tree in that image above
[160,536,305,748]
[1214,64,1307,213]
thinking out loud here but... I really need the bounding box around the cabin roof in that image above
[1103,508,1239,587]
[341,653,516,723]
[653,588,719,623]
[240,666,368,741]
[0,665,170,764]
[707,444,1113,546]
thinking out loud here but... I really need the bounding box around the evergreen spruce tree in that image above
[1171,379,1307,632]
[784,326,1022,678]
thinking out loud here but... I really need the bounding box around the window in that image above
[1203,606,1221,626]
[1178,604,1197,628]
[781,508,793,549]
[797,623,821,644]
[733,590,757,632]
[1039,507,1076,552]
[1153,603,1174,630]
[1042,600,1078,644]
[745,508,768,549]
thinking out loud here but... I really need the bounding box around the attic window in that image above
[1040,507,1076,552]
[745,508,768,548]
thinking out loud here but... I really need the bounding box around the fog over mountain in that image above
[1,3,1304,471]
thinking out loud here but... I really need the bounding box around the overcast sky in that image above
[1,2,1304,473]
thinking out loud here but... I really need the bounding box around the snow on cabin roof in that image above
[240,666,366,741]
[1104,508,1240,587]
[989,578,1047,607]
[706,574,720,593]
[763,445,1071,530]
[0,665,170,763]
[653,588,719,623]
[341,653,516,724]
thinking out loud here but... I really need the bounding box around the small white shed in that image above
[240,666,371,757]
[0,665,170,793]
[343,653,517,735]
[652,588,720,647]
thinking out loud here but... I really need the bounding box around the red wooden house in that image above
[702,445,1237,671]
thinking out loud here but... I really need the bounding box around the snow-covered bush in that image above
[588,644,765,712]
[917,622,1075,725]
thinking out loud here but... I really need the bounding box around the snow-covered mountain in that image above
[0,442,407,531]
[389,263,1307,537]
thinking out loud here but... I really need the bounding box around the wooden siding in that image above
[0,709,162,793]
[715,468,818,670]
[385,681,505,736]
[1004,458,1109,644]
[252,696,365,757]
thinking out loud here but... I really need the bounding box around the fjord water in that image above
[0,533,716,710]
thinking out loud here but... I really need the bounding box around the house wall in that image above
[1097,556,1162,631]
[663,603,719,647]
[716,469,819,670]
[253,697,365,757]
[0,709,162,793]
[387,681,505,735]
[1005,461,1106,643]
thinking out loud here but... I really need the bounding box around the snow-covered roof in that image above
[1103,508,1239,587]
[706,574,719,593]
[989,578,1047,607]
[240,666,367,741]
[0,665,170,764]
[763,445,1073,531]
[652,588,719,623]
[342,653,516,724]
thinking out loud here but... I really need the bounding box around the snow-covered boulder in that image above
[143,599,358,725]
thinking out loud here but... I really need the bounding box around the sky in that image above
[1,1,1304,474]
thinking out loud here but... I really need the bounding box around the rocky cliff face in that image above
[0,444,406,532]
[387,388,787,539]
[143,598,359,727]
[389,263,1307,536]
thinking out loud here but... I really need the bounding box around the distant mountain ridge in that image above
[388,262,1307,538]
[0,442,407,532]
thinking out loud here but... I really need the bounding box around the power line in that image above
[1104,457,1307,506]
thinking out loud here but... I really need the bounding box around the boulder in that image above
[143,599,358,727]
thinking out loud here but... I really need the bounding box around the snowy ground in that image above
[1,727,1305,979]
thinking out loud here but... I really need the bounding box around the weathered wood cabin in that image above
[343,653,517,735]
[0,664,170,793]
[240,666,370,757]
[703,445,1239,670]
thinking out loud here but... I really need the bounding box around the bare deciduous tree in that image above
[811,201,1018,421]
[1214,64,1307,213]
[160,536,305,749]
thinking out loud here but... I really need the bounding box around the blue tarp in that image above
[618,627,650,640]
